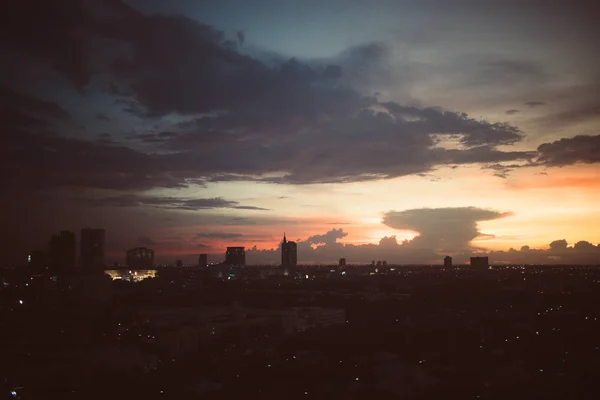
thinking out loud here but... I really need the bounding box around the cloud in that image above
[382,207,511,252]
[246,225,600,266]
[244,207,513,264]
[524,101,546,107]
[96,113,110,121]
[505,109,520,115]
[196,233,244,239]
[80,194,267,211]
[0,2,539,189]
[196,243,210,248]
[536,135,600,166]
[475,240,600,266]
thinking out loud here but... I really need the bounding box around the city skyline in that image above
[2,0,600,265]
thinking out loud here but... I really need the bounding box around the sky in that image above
[1,0,600,265]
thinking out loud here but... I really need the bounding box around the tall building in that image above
[81,228,105,269]
[199,254,208,267]
[126,247,154,269]
[49,231,76,273]
[470,256,489,269]
[444,256,452,267]
[281,233,297,267]
[339,258,347,267]
[225,247,246,267]
[176,260,183,267]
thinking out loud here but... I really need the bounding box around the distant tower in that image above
[339,258,347,267]
[444,256,452,267]
[470,256,489,269]
[281,233,297,267]
[176,259,183,267]
[198,254,208,267]
[49,231,76,274]
[225,247,246,267]
[81,228,105,269]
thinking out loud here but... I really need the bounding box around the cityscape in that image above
[2,0,600,399]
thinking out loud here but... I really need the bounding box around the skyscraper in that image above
[444,256,452,267]
[49,231,76,274]
[225,247,245,267]
[470,256,489,269]
[281,233,297,267]
[339,258,347,267]
[126,247,154,269]
[198,254,208,267]
[81,228,105,269]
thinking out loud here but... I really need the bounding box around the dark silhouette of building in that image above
[199,254,208,267]
[281,233,297,267]
[226,247,245,267]
[339,258,347,267]
[470,256,489,268]
[126,247,154,269]
[176,260,183,267]
[81,228,105,269]
[49,231,76,274]
[444,256,452,267]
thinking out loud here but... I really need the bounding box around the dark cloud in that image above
[234,205,270,210]
[505,109,520,115]
[549,239,568,250]
[96,113,110,121]
[382,207,511,252]
[524,101,546,107]
[196,243,210,248]
[196,233,244,239]
[1,2,537,189]
[79,194,268,211]
[536,135,600,166]
[476,240,600,266]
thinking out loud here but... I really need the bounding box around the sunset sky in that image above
[2,0,599,265]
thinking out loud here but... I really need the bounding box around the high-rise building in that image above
[339,258,347,267]
[281,233,297,267]
[470,256,489,269]
[126,247,154,269]
[81,228,105,269]
[198,254,208,267]
[225,247,245,267]
[444,256,452,267]
[176,260,183,267]
[49,231,76,273]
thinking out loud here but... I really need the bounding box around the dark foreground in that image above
[2,265,600,399]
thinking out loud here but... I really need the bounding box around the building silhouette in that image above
[176,260,183,267]
[126,247,154,269]
[198,254,208,267]
[339,258,347,267]
[470,256,489,268]
[226,247,245,267]
[81,228,105,269]
[281,233,297,267]
[49,231,76,273]
[444,256,452,267]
